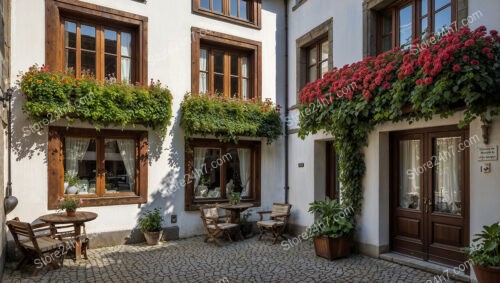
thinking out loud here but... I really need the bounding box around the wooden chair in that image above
[6,217,68,275]
[49,223,90,260]
[200,205,243,246]
[257,203,292,244]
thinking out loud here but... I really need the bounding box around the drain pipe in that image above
[283,0,290,204]
[2,87,18,214]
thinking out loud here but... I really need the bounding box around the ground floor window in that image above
[185,139,261,210]
[48,127,148,208]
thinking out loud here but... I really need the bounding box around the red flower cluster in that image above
[300,26,499,105]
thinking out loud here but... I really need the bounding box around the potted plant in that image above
[308,198,355,260]
[228,191,241,205]
[64,171,82,194]
[240,209,253,237]
[139,208,164,245]
[464,222,500,283]
[59,197,82,216]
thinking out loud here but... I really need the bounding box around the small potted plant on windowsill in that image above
[59,197,83,217]
[64,171,83,195]
[139,208,164,245]
[464,222,500,283]
[308,198,355,260]
[228,191,241,205]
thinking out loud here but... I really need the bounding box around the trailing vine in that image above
[19,65,173,136]
[299,26,500,213]
[180,93,283,144]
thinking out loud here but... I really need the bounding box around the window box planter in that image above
[180,93,282,144]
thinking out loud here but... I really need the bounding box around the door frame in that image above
[389,124,470,266]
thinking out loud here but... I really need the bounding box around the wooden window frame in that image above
[305,37,329,83]
[375,0,457,54]
[192,0,262,29]
[191,27,262,100]
[45,0,148,83]
[48,127,148,209]
[184,139,261,211]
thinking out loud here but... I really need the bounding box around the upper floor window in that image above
[191,27,262,100]
[306,38,329,83]
[377,0,457,53]
[46,0,148,83]
[193,0,261,29]
[63,20,134,83]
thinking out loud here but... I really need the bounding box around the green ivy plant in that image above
[464,222,500,267]
[180,93,283,144]
[19,65,173,136]
[299,26,500,214]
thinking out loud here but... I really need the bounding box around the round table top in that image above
[39,211,98,224]
[217,203,254,210]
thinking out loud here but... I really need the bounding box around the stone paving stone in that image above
[2,236,461,283]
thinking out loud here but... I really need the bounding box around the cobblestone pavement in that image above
[3,236,459,283]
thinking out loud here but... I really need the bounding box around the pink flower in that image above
[464,39,475,47]
[79,199,83,205]
[416,79,423,86]
[470,59,480,66]
[452,64,461,72]
[463,56,469,62]
[424,77,433,85]
[60,197,65,202]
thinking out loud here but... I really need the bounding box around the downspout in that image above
[3,87,17,214]
[283,0,289,204]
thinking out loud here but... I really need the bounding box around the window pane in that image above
[64,21,76,48]
[231,55,238,76]
[64,138,96,195]
[214,52,224,74]
[66,49,76,71]
[213,0,223,13]
[399,4,413,46]
[200,49,208,72]
[81,24,96,51]
[321,41,329,61]
[214,74,224,94]
[382,13,392,34]
[421,16,428,38]
[382,36,392,52]
[231,77,238,98]
[308,66,317,82]
[421,0,428,16]
[434,6,451,34]
[81,51,96,75]
[104,139,136,194]
[399,140,421,210]
[434,0,451,11]
[200,72,208,93]
[242,57,248,77]
[230,0,238,17]
[200,0,210,9]
[308,47,317,65]
[105,30,117,54]
[433,137,462,215]
[242,78,249,100]
[321,61,328,78]
[193,148,221,199]
[121,57,131,83]
[240,0,248,20]
[105,54,117,80]
[226,148,251,198]
[121,32,132,57]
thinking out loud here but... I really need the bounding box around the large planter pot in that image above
[313,235,351,260]
[241,222,253,238]
[144,231,163,245]
[473,265,500,283]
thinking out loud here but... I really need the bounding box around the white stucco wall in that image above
[9,0,285,238]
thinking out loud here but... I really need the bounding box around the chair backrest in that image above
[271,203,292,223]
[6,217,39,251]
[199,205,219,227]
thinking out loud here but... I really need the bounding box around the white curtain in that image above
[242,57,248,99]
[237,148,251,197]
[399,140,421,209]
[121,58,131,83]
[435,137,462,214]
[121,32,132,83]
[117,139,136,191]
[199,49,208,94]
[193,148,208,190]
[65,137,91,174]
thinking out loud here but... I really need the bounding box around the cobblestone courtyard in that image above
[3,236,458,283]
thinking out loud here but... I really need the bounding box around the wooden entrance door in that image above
[390,126,469,266]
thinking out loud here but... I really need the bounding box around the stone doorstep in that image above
[380,252,471,283]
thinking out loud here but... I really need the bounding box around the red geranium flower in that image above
[452,64,461,72]
[470,59,480,66]
[424,77,433,85]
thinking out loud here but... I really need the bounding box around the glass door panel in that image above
[398,139,421,209]
[433,137,462,215]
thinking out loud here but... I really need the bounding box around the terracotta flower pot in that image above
[473,265,500,283]
[144,231,163,245]
[66,210,76,217]
[313,235,351,260]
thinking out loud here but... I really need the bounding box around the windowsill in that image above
[186,199,261,211]
[48,195,147,209]
[193,9,261,29]
[292,0,308,11]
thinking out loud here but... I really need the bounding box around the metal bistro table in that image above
[217,203,253,224]
[39,211,97,261]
